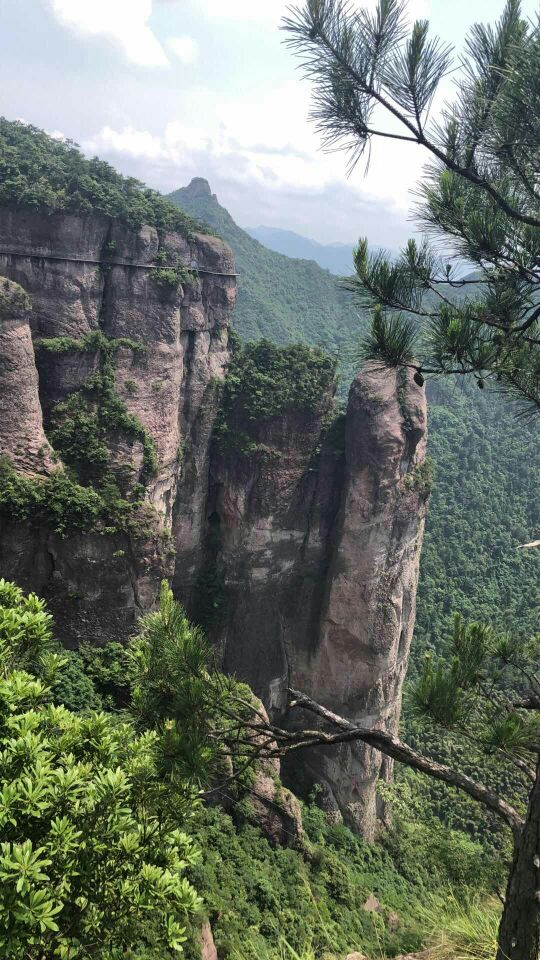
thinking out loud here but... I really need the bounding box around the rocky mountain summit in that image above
[0,205,428,837]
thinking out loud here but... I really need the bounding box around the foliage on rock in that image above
[0,118,205,237]
[215,339,336,456]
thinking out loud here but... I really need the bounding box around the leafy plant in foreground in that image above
[0,579,202,958]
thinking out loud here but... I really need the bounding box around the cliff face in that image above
[0,207,428,837]
[0,277,55,473]
[175,361,428,837]
[0,207,235,644]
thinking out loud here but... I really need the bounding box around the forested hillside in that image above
[169,178,357,352]
[171,178,540,686]
[245,224,356,275]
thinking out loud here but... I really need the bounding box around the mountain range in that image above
[168,178,360,357]
[244,224,357,275]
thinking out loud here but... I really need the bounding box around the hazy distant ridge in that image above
[245,225,355,275]
[168,177,359,352]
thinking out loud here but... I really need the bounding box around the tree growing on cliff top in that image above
[283,0,540,417]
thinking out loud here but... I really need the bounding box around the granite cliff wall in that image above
[0,207,234,644]
[174,361,428,837]
[0,207,428,836]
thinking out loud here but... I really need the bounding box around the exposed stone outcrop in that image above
[247,700,304,848]
[177,363,428,837]
[292,366,428,835]
[198,921,218,960]
[0,277,54,473]
[0,206,427,835]
[0,208,235,644]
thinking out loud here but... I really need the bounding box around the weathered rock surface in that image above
[198,921,218,960]
[208,697,304,847]
[0,208,235,643]
[292,366,428,835]
[178,363,428,837]
[248,700,304,848]
[0,277,54,473]
[0,207,428,834]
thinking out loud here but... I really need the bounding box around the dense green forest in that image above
[0,118,199,236]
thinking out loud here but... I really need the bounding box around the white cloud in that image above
[196,0,286,22]
[84,126,164,160]
[194,0,428,25]
[49,0,169,67]
[82,82,424,217]
[167,34,199,63]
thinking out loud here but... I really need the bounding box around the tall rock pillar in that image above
[293,364,428,837]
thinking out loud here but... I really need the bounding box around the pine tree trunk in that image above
[496,761,540,960]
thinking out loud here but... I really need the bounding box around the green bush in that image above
[47,336,157,489]
[153,264,197,290]
[0,580,202,958]
[0,118,205,237]
[184,798,497,960]
[0,457,105,535]
[215,340,336,457]
[77,640,133,708]
[222,340,336,422]
[0,456,159,539]
[51,650,104,712]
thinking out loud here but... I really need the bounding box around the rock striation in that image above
[0,207,235,645]
[0,207,428,836]
[0,277,54,473]
[176,360,428,837]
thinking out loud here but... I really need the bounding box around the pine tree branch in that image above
[285,687,525,837]
[285,9,540,229]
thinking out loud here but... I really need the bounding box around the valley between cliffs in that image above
[0,206,428,837]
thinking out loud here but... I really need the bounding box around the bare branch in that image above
[285,687,525,837]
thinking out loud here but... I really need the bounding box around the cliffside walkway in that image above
[0,249,238,278]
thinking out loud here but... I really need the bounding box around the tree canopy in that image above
[0,578,204,958]
[0,119,203,236]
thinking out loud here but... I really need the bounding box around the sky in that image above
[1,0,537,247]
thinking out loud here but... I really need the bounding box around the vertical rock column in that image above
[0,277,54,474]
[293,364,428,838]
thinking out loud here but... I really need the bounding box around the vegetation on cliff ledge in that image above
[1,332,162,537]
[215,339,336,456]
[0,118,206,237]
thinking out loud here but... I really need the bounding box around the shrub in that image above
[48,352,158,487]
[215,340,337,457]
[0,118,206,237]
[0,580,203,958]
[0,457,104,535]
[221,340,336,422]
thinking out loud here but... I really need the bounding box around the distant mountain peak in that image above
[184,177,215,199]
